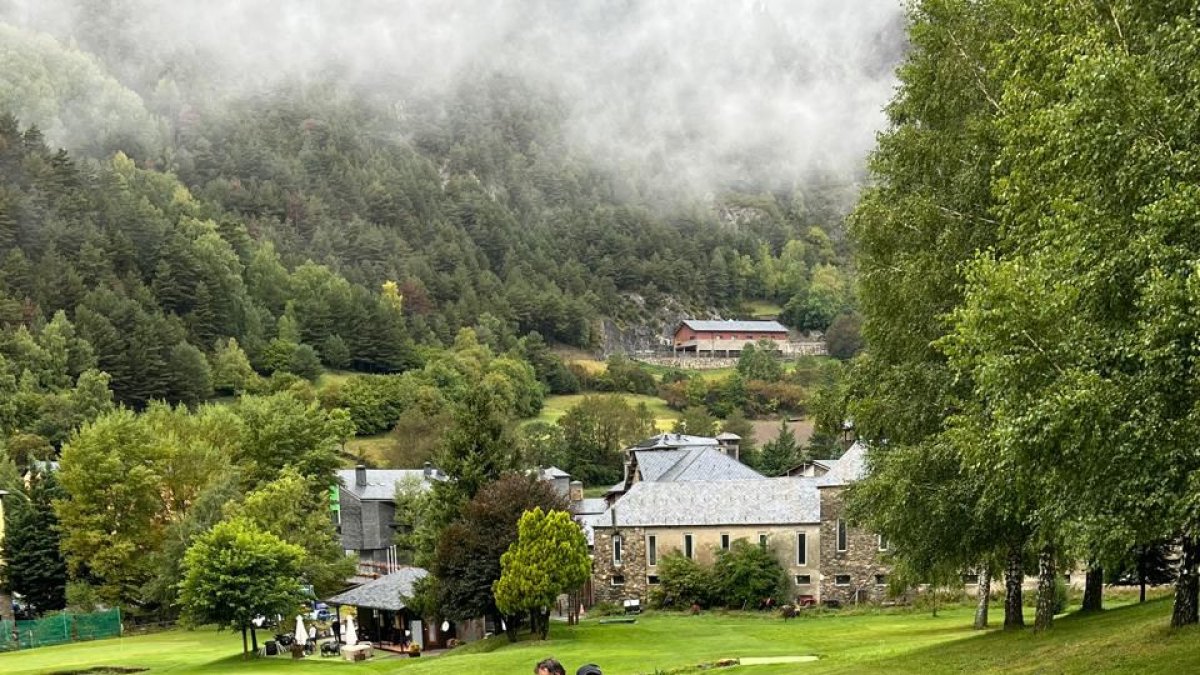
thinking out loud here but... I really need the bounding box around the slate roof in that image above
[336,469,437,501]
[542,466,571,479]
[571,498,609,515]
[633,433,719,449]
[817,441,869,487]
[577,512,610,545]
[325,567,428,611]
[598,478,820,527]
[635,447,764,482]
[680,320,788,333]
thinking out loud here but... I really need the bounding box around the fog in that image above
[1,0,905,194]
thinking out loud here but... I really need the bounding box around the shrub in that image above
[713,540,788,609]
[654,552,716,608]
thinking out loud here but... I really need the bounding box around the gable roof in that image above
[680,320,788,333]
[336,469,438,501]
[635,447,764,483]
[817,441,869,487]
[598,478,820,527]
[633,433,719,449]
[325,567,427,611]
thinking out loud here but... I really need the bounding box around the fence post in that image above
[64,612,71,644]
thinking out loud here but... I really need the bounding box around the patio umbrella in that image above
[294,615,307,646]
[345,615,358,646]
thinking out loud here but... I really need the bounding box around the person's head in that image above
[577,665,602,675]
[535,657,566,675]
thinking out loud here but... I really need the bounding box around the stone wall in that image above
[593,524,822,605]
[818,486,891,605]
[592,526,648,605]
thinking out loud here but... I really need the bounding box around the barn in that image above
[672,319,789,356]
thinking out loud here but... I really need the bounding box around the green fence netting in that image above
[0,608,121,651]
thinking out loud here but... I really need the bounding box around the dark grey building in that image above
[334,464,443,574]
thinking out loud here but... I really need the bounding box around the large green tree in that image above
[1,467,67,613]
[178,517,305,657]
[493,508,590,640]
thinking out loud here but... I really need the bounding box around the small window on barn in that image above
[795,574,812,585]
[647,575,660,585]
[758,532,768,547]
[834,574,851,586]
[611,575,625,586]
[647,534,657,566]
[878,534,889,551]
[875,574,888,587]
[796,532,807,566]
[721,533,730,550]
[613,534,623,566]
[837,519,848,552]
[963,574,980,585]
[684,533,694,559]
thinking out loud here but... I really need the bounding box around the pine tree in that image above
[757,420,799,476]
[2,468,68,614]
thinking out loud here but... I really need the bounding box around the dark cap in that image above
[576,665,602,675]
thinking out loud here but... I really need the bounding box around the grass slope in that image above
[532,394,680,431]
[5,600,1197,675]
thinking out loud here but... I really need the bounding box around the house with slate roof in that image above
[334,463,445,575]
[591,477,822,605]
[816,441,893,605]
[591,432,827,605]
[672,319,789,356]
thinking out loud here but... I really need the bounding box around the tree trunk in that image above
[974,567,992,630]
[504,614,520,643]
[1034,545,1056,632]
[1081,563,1103,612]
[1172,535,1200,628]
[1138,546,1147,603]
[1004,543,1025,630]
[241,625,248,658]
[250,626,258,654]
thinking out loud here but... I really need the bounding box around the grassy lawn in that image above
[745,300,784,318]
[5,600,1196,674]
[530,394,680,432]
[343,434,395,466]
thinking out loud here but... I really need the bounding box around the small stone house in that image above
[816,441,892,605]
[591,477,822,605]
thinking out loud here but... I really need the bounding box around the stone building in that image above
[591,477,822,605]
[816,441,892,605]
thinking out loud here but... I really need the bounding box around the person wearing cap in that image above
[577,664,602,675]
[535,657,566,675]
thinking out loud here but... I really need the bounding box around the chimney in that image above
[355,464,367,488]
[423,461,433,479]
[569,480,583,503]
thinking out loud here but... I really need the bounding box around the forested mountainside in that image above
[0,13,863,408]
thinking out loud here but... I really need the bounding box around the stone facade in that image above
[592,526,648,605]
[593,524,822,605]
[818,486,892,605]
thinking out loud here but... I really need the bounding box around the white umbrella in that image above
[344,615,358,646]
[294,615,307,646]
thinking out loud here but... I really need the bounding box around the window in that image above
[834,574,851,586]
[647,535,657,566]
[837,519,848,552]
[684,534,694,559]
[962,573,980,585]
[878,534,889,551]
[721,533,730,551]
[611,575,625,586]
[795,574,812,585]
[647,575,660,585]
[875,574,887,587]
[796,532,807,566]
[758,532,768,548]
[613,534,623,566]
